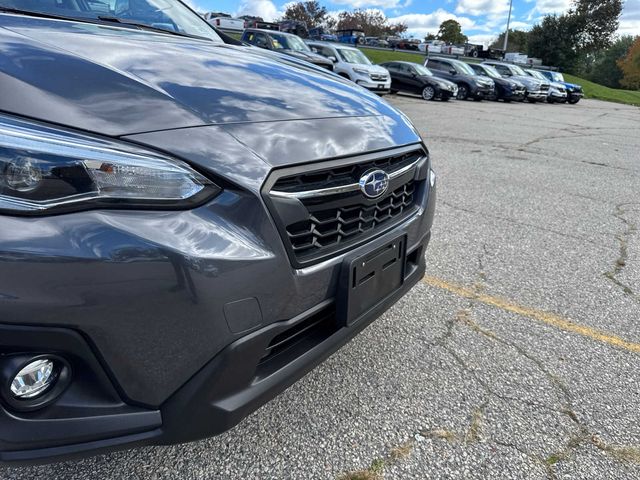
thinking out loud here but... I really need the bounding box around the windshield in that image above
[550,71,564,82]
[270,33,310,52]
[337,48,371,65]
[527,70,546,80]
[0,0,222,41]
[452,60,475,75]
[510,64,527,76]
[480,65,501,79]
[413,64,433,76]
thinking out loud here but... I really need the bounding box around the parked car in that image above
[307,41,391,94]
[365,37,389,48]
[279,19,308,38]
[308,26,338,42]
[525,69,568,103]
[336,28,366,45]
[204,13,244,32]
[242,29,334,70]
[245,19,279,30]
[441,44,465,55]
[381,61,458,101]
[468,63,526,102]
[395,39,420,51]
[482,61,549,103]
[464,43,504,59]
[418,40,445,53]
[0,0,437,464]
[538,70,584,104]
[424,57,495,100]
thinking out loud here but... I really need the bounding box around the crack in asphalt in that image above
[440,200,608,249]
[604,203,640,304]
[424,244,640,478]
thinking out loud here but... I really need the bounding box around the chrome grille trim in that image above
[270,156,424,199]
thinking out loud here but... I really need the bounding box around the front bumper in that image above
[356,78,392,93]
[548,91,568,102]
[471,85,494,99]
[568,91,584,102]
[0,146,436,464]
[526,90,548,101]
[501,88,526,101]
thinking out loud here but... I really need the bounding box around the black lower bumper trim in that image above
[1,231,430,465]
[158,232,428,445]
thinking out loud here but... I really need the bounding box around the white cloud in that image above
[618,19,640,36]
[389,9,476,34]
[525,0,570,20]
[455,0,510,16]
[509,20,532,29]
[181,0,203,13]
[467,33,498,46]
[236,0,279,21]
[388,9,477,39]
[331,0,403,8]
[619,0,640,35]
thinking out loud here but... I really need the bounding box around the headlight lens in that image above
[352,67,369,75]
[0,115,219,215]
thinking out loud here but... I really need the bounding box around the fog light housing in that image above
[10,358,56,399]
[1,354,71,411]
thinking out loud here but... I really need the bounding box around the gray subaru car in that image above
[0,0,436,464]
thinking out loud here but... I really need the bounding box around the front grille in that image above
[287,181,416,256]
[370,73,388,81]
[540,84,550,92]
[264,147,427,267]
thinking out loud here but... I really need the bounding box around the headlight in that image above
[0,115,219,215]
[352,68,369,75]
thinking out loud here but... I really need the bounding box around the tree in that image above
[527,0,622,71]
[336,9,407,37]
[424,33,437,41]
[572,0,623,54]
[437,19,467,44]
[528,14,582,69]
[491,29,529,53]
[588,36,635,88]
[618,36,640,90]
[282,1,333,29]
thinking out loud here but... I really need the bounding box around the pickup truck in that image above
[204,13,244,32]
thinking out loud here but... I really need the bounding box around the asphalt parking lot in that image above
[2,97,639,480]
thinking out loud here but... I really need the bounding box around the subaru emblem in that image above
[359,169,389,199]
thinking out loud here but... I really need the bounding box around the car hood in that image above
[282,49,332,65]
[562,81,581,90]
[363,64,389,75]
[0,14,403,136]
[510,75,542,88]
[426,76,456,88]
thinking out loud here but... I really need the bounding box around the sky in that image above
[191,0,640,46]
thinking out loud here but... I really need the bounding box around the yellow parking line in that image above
[422,275,640,354]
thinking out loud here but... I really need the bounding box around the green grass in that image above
[563,73,640,106]
[358,47,640,107]
[359,46,426,64]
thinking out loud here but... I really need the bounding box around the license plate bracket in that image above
[337,235,406,326]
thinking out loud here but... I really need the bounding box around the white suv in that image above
[306,41,391,94]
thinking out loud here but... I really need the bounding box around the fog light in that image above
[10,358,56,399]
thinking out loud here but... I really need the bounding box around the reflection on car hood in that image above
[281,49,332,64]
[0,14,404,136]
[362,64,389,75]
[429,77,457,88]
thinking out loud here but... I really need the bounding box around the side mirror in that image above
[328,56,337,63]
[449,69,457,75]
